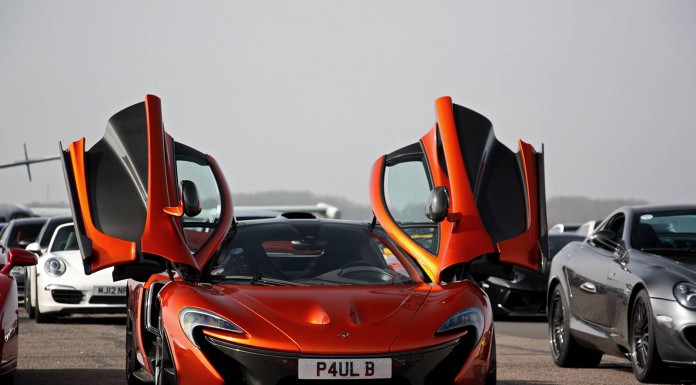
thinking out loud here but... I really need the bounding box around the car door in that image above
[61,95,233,281]
[566,213,625,326]
[370,96,547,283]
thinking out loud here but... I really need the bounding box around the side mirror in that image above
[181,180,202,217]
[25,242,41,254]
[425,186,449,223]
[591,229,618,252]
[0,248,39,276]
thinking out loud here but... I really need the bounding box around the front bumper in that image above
[197,333,482,385]
[651,298,696,366]
[37,270,127,315]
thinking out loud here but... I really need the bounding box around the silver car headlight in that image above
[674,282,696,309]
[179,307,243,348]
[436,307,485,343]
[44,258,66,277]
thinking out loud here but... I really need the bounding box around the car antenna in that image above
[369,214,377,231]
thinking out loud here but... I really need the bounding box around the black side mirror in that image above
[425,186,449,223]
[591,229,618,251]
[180,180,202,217]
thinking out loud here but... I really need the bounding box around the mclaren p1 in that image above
[61,95,546,385]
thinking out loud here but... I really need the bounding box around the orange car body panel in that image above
[66,138,138,272]
[371,96,544,282]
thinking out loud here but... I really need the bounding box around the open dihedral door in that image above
[370,97,548,283]
[61,95,233,281]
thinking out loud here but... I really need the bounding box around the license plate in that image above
[93,286,127,296]
[298,358,391,380]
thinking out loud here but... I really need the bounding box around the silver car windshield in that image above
[632,212,696,254]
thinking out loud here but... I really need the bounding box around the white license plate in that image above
[298,358,391,380]
[93,286,127,296]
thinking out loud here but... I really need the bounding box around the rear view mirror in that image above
[25,242,41,254]
[591,229,618,251]
[1,248,39,275]
[425,186,449,223]
[181,180,202,217]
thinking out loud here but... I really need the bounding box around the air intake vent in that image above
[280,212,317,219]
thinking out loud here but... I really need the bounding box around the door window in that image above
[383,159,438,254]
[176,149,222,254]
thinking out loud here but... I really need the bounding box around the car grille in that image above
[89,295,127,305]
[51,289,84,304]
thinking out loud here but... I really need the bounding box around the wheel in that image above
[126,315,148,385]
[630,290,665,383]
[485,331,497,385]
[0,370,15,385]
[154,313,177,385]
[24,273,35,319]
[35,300,57,324]
[548,284,602,367]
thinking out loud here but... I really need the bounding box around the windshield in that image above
[204,221,426,286]
[632,211,696,254]
[49,225,79,252]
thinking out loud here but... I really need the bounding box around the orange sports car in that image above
[61,95,547,385]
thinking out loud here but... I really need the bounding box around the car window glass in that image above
[206,223,425,286]
[177,158,222,253]
[383,159,439,254]
[49,225,79,252]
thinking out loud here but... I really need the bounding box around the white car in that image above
[24,223,126,323]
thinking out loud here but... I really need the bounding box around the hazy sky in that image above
[1,1,695,207]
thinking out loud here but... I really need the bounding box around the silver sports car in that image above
[548,204,696,382]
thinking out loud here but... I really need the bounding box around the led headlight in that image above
[44,258,66,277]
[674,282,696,309]
[179,307,243,348]
[436,307,485,343]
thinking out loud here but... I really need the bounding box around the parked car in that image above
[483,232,585,317]
[549,223,581,233]
[0,217,47,303]
[25,215,73,255]
[548,204,696,382]
[61,95,545,385]
[0,203,34,222]
[0,248,38,382]
[575,219,603,237]
[24,223,126,323]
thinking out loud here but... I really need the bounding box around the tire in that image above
[24,274,35,319]
[485,331,497,385]
[126,315,148,385]
[154,313,177,385]
[0,370,15,385]
[548,284,603,367]
[630,290,665,383]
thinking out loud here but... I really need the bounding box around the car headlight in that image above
[44,258,66,277]
[436,307,485,343]
[179,307,243,348]
[674,282,696,309]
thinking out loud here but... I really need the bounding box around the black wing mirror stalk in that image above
[425,186,449,223]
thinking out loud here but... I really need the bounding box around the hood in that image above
[217,284,432,354]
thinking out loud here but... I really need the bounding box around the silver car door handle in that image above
[580,282,597,294]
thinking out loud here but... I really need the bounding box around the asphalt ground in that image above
[12,310,696,385]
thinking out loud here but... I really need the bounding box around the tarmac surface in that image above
[13,310,696,384]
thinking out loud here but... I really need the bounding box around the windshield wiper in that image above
[210,275,307,286]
